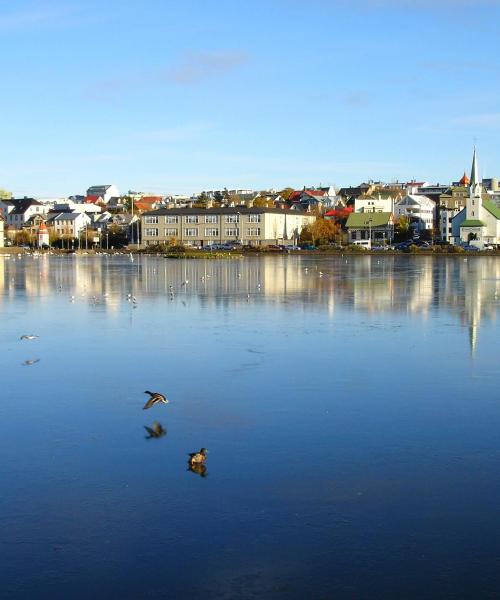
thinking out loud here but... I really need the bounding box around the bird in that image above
[144,421,167,439]
[143,391,169,409]
[20,335,38,340]
[23,359,40,366]
[188,448,208,466]
[181,279,189,286]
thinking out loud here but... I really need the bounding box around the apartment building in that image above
[141,207,316,247]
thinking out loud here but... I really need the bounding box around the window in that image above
[247,227,261,236]
[225,228,239,237]
[185,228,198,237]
[145,216,158,224]
[225,214,239,223]
[205,228,219,236]
[205,215,218,224]
[185,215,199,224]
[248,214,261,223]
[145,228,159,237]
[165,215,178,224]
[165,228,177,236]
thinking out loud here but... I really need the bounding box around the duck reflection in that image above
[188,463,208,478]
[144,421,167,439]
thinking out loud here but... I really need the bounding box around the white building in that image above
[0,198,48,229]
[394,194,436,232]
[452,149,500,248]
[355,193,395,214]
[86,185,120,204]
[51,212,91,238]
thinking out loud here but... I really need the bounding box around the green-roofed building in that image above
[345,212,394,247]
[452,149,500,248]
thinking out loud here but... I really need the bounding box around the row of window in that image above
[144,214,261,225]
[145,228,262,237]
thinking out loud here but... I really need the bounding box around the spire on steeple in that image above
[470,147,479,186]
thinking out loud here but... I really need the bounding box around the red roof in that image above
[325,207,353,218]
[459,172,470,186]
[134,201,154,212]
[141,196,162,203]
[85,195,101,204]
[38,221,48,232]
[304,190,327,197]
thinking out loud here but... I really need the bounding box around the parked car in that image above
[462,244,480,251]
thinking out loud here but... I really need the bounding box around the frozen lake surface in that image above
[2,254,500,599]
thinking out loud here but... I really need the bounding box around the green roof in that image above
[345,212,392,228]
[461,219,485,227]
[483,198,500,219]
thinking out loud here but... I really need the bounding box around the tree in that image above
[223,188,230,200]
[279,188,295,200]
[394,216,411,241]
[213,191,223,203]
[197,192,209,208]
[309,218,338,245]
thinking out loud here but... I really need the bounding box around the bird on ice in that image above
[142,391,169,410]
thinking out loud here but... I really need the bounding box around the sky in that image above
[1,0,500,197]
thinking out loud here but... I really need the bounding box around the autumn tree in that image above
[309,218,338,245]
[279,188,295,200]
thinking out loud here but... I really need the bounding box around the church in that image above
[452,149,500,248]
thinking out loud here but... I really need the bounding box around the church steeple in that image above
[466,147,483,221]
[470,146,479,187]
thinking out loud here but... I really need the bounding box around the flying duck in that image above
[188,448,208,466]
[20,335,38,340]
[143,391,169,410]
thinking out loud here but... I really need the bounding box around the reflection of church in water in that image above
[460,258,500,355]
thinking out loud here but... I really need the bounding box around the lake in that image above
[1,254,500,599]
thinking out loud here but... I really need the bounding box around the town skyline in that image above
[2,0,500,196]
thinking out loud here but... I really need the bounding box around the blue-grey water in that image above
[1,254,500,599]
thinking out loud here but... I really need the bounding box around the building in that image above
[354,192,397,214]
[452,149,500,248]
[141,207,316,247]
[49,212,91,239]
[438,185,468,242]
[394,194,436,232]
[0,216,4,248]
[345,212,394,247]
[86,185,120,204]
[0,198,48,229]
[37,221,49,248]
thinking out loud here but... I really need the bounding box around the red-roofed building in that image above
[459,172,470,186]
[85,195,103,204]
[38,221,49,247]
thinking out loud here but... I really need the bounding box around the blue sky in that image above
[1,0,500,196]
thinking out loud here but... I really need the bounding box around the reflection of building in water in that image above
[1,255,500,353]
[458,259,500,355]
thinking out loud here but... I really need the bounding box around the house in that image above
[85,195,104,205]
[438,185,468,242]
[0,198,48,229]
[0,216,4,248]
[394,194,436,232]
[86,185,120,204]
[49,212,91,239]
[452,149,500,248]
[345,212,394,247]
[355,192,398,214]
[141,207,316,247]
